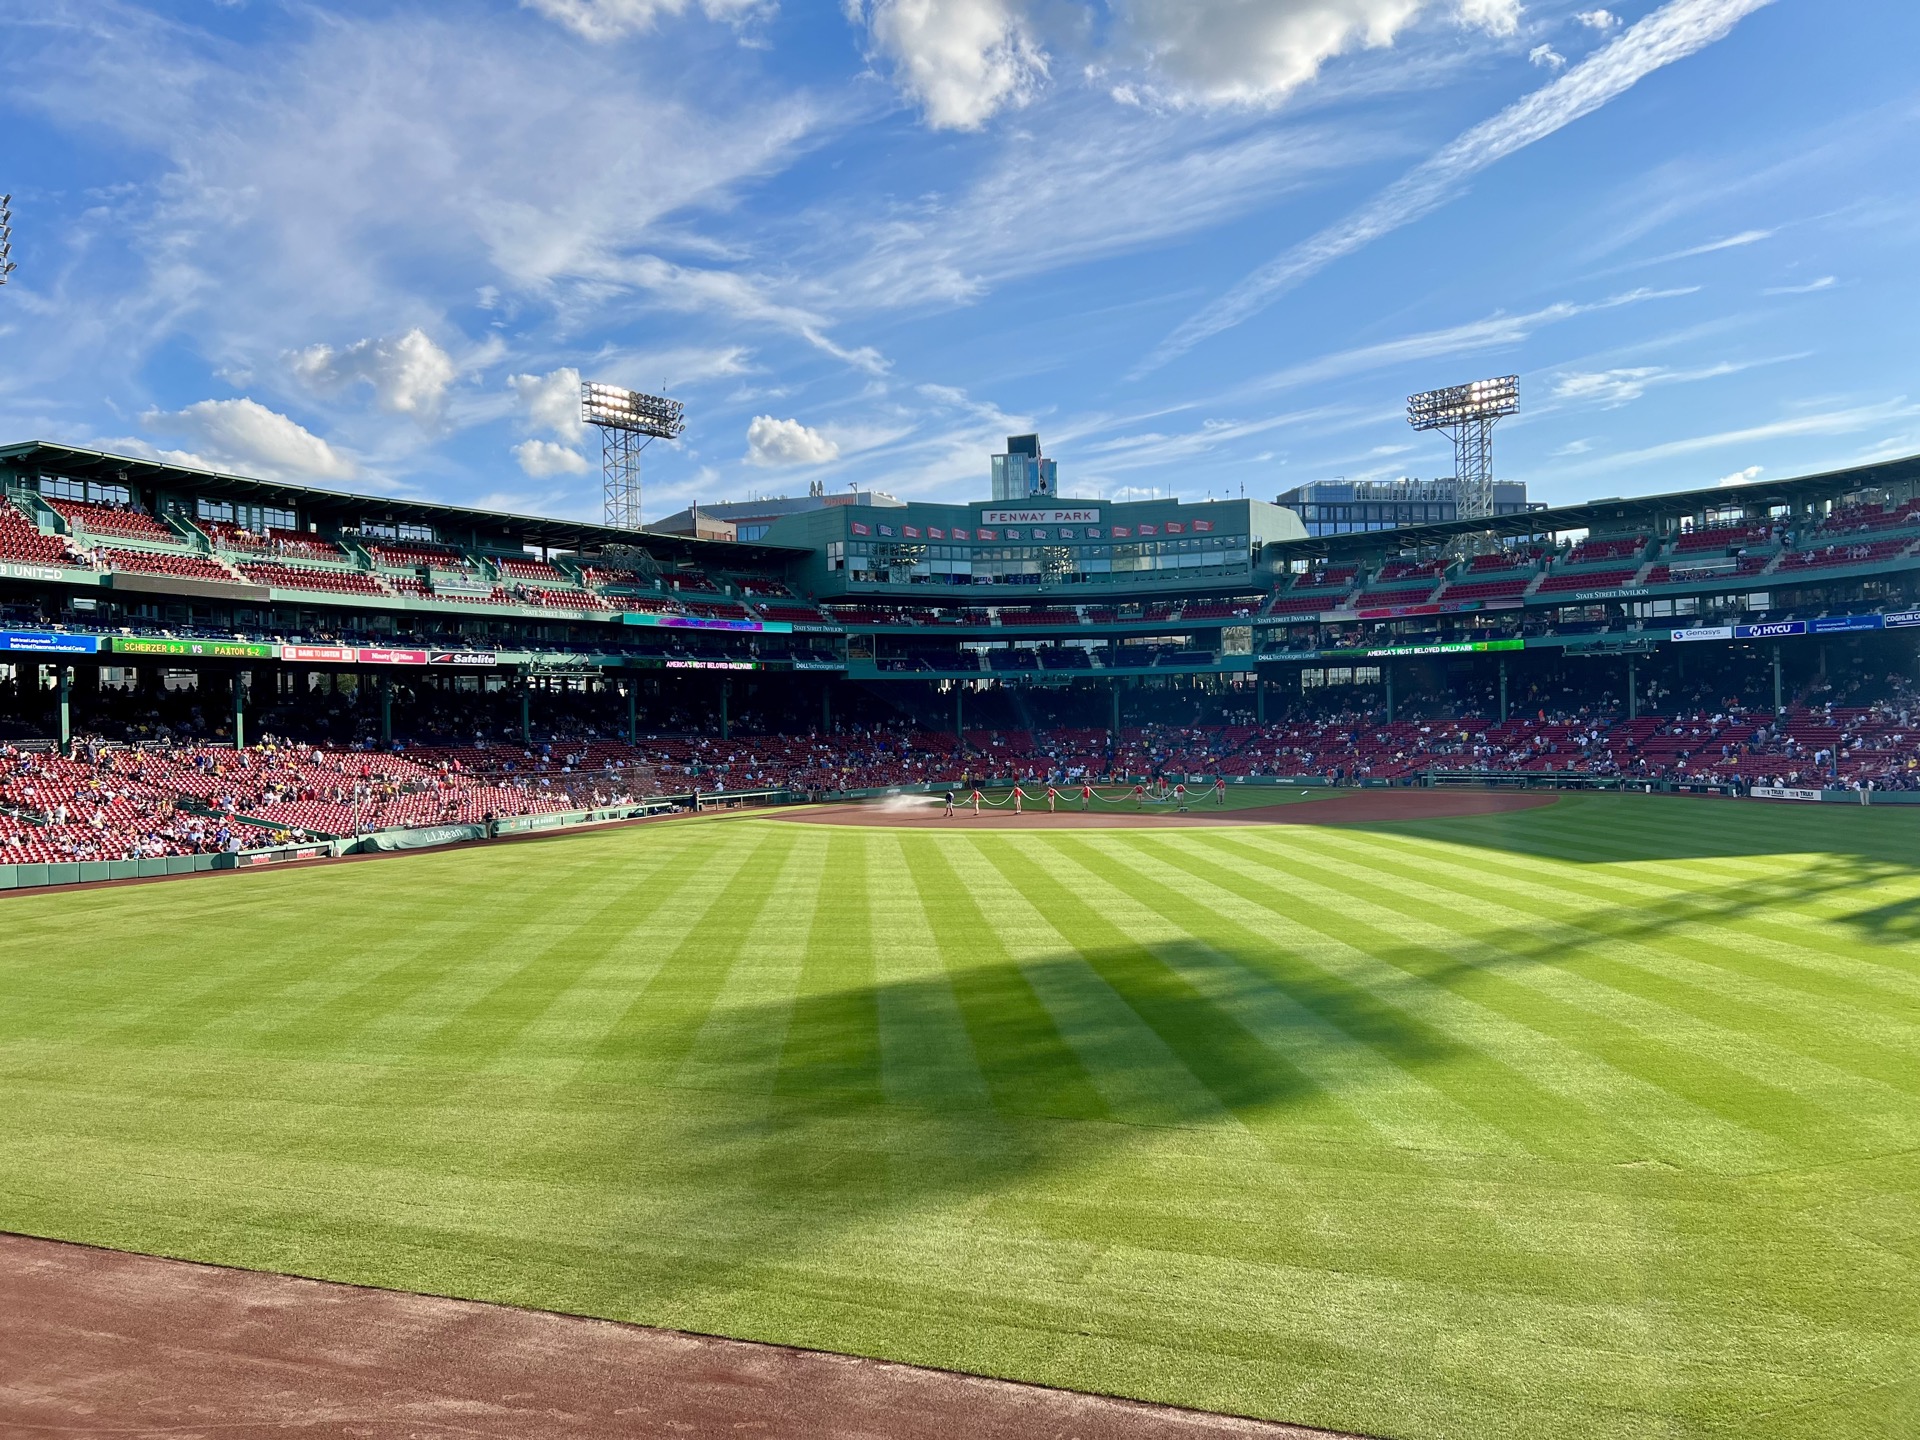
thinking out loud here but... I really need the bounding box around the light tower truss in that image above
[581,381,686,529]
[0,195,16,287]
[1407,375,1518,521]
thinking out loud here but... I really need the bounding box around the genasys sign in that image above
[978,507,1101,525]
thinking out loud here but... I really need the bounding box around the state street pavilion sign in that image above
[978,507,1101,526]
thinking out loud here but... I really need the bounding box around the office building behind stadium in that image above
[1,434,1919,750]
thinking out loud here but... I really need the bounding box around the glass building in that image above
[1275,477,1535,536]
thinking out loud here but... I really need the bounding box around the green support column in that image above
[1498,658,1508,723]
[1255,674,1266,723]
[628,682,638,744]
[379,674,392,745]
[57,665,71,757]
[955,684,965,752]
[521,682,532,745]
[1111,678,1121,741]
[1773,644,1784,717]
[1384,662,1395,724]
[1627,656,1637,722]
[720,680,730,740]
[232,670,246,750]
[822,686,831,732]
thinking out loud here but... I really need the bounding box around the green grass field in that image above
[4,792,1919,1438]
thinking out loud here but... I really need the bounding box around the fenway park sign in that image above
[978,507,1100,525]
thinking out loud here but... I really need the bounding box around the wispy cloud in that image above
[1236,285,1698,398]
[1764,275,1837,295]
[1553,397,1920,475]
[1547,352,1805,408]
[1139,0,1775,373]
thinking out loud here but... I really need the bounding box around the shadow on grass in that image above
[1338,789,1920,868]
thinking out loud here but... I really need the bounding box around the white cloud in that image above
[1717,464,1763,485]
[746,414,841,467]
[510,367,587,442]
[1456,0,1522,38]
[1143,0,1776,370]
[611,255,888,373]
[1555,399,1920,474]
[1551,366,1665,405]
[854,0,1049,130]
[1114,1,1424,109]
[288,328,458,424]
[1575,8,1621,29]
[1764,275,1836,295]
[512,438,592,477]
[1548,354,1799,408]
[142,398,357,481]
[521,0,767,43]
[1242,284,1696,395]
[1529,43,1566,68]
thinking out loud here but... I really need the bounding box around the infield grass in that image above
[3,792,1919,1438]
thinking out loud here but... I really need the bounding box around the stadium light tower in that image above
[582,381,685,529]
[1407,375,1518,521]
[0,195,17,287]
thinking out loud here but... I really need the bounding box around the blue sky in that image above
[1,0,1915,523]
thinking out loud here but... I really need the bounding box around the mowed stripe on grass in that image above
[1,794,1918,1439]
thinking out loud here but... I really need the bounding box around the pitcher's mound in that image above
[779,789,1556,828]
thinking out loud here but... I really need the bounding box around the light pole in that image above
[582,382,686,529]
[1407,375,1519,521]
[0,194,17,287]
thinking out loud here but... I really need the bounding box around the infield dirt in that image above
[0,1232,1365,1440]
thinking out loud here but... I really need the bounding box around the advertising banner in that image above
[355,647,429,665]
[1810,614,1884,633]
[1885,610,1920,628]
[429,650,498,666]
[1671,626,1733,642]
[1573,586,1650,603]
[665,658,758,670]
[620,612,793,635]
[112,636,276,659]
[0,562,89,584]
[282,644,356,663]
[0,630,100,653]
[1734,621,1807,640]
[1752,786,1822,802]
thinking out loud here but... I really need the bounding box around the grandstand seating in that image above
[520,587,615,611]
[1776,538,1914,572]
[1535,566,1637,595]
[237,562,391,596]
[1001,608,1079,626]
[46,499,177,544]
[1817,499,1920,537]
[1436,576,1531,603]
[1375,558,1443,583]
[754,603,834,625]
[496,557,571,584]
[682,599,753,620]
[368,541,471,569]
[738,578,795,598]
[1562,536,1646,566]
[1674,523,1773,553]
[1264,594,1330,617]
[97,548,239,583]
[203,522,347,563]
[1179,598,1260,620]
[1291,565,1358,592]
[0,502,77,566]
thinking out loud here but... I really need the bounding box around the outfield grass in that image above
[3,792,1918,1438]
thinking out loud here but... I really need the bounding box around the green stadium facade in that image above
[3,438,1920,741]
